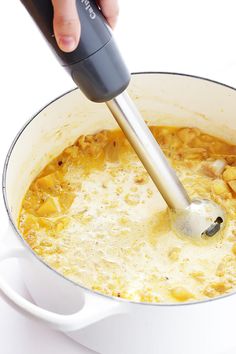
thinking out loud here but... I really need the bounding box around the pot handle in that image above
[0,247,126,332]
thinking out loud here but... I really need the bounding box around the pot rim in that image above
[2,71,236,308]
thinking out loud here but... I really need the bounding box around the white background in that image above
[1,1,236,353]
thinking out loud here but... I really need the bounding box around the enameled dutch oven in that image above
[2,73,236,354]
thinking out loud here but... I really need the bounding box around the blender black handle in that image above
[20,0,130,102]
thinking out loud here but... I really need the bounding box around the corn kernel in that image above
[124,193,140,206]
[170,287,193,301]
[134,174,148,185]
[168,247,181,261]
[190,271,205,282]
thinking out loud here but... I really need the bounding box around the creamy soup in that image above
[18,126,236,303]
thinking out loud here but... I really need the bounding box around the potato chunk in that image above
[56,217,70,232]
[211,179,231,198]
[223,166,236,181]
[36,197,60,217]
[36,173,57,190]
[21,214,39,233]
[228,180,236,194]
[59,192,75,210]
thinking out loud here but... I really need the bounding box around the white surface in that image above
[1,1,236,353]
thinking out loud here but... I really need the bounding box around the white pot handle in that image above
[0,247,126,332]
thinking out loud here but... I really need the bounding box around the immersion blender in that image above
[20,0,225,240]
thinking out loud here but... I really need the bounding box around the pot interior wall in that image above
[5,73,236,225]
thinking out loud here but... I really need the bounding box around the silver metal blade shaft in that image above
[106,91,191,210]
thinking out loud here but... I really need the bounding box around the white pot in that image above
[2,73,236,354]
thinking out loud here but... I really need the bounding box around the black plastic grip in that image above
[20,0,111,65]
[20,0,130,102]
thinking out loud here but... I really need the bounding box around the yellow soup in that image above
[18,126,236,303]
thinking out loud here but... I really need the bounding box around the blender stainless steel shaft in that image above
[107,92,191,210]
[21,0,225,240]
